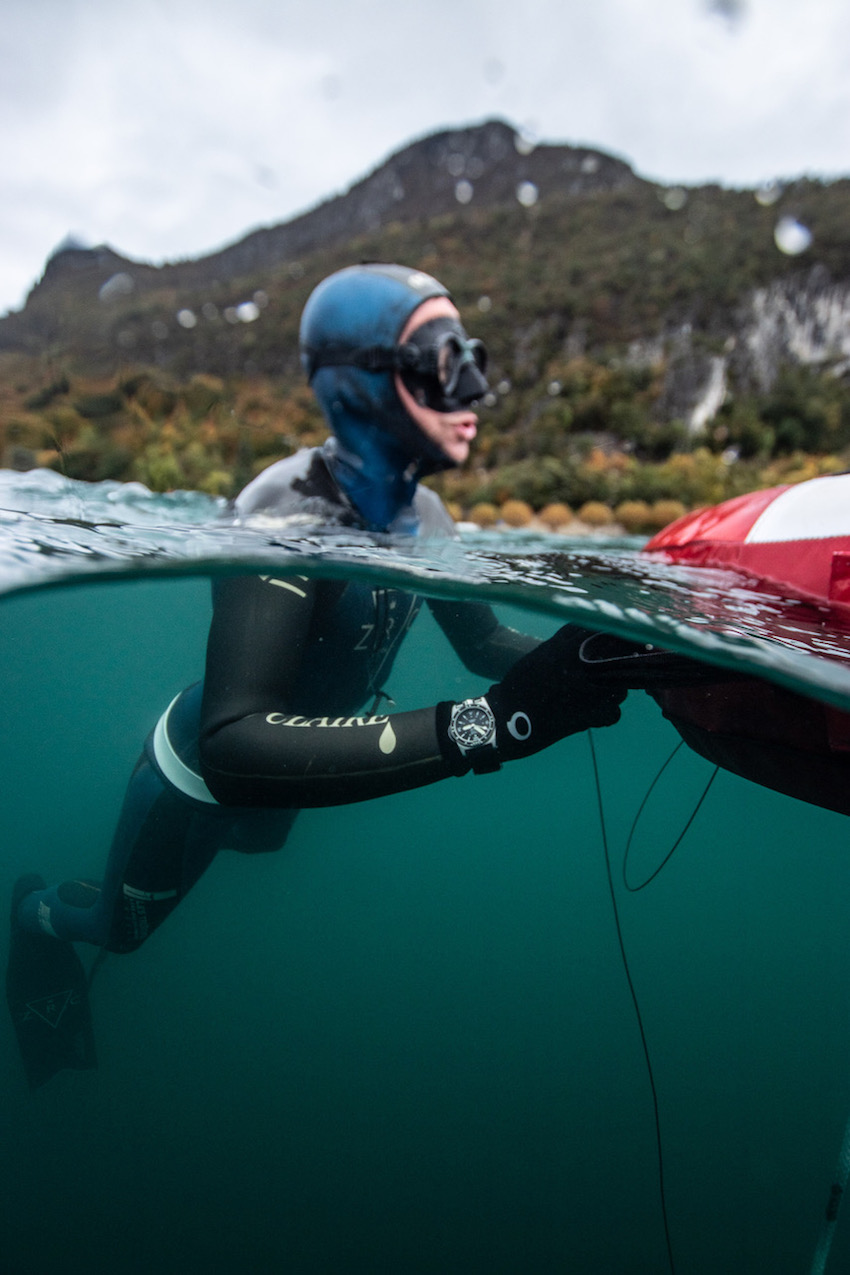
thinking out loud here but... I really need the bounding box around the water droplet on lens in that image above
[99,272,134,302]
[483,391,498,408]
[496,379,511,395]
[151,320,168,340]
[201,302,219,321]
[467,157,485,179]
[514,127,537,156]
[547,380,562,396]
[447,152,465,177]
[517,181,538,207]
[223,307,239,324]
[663,188,688,211]
[455,180,474,204]
[177,309,197,329]
[755,180,782,206]
[477,295,492,312]
[774,215,812,255]
[253,290,269,308]
[236,301,260,323]
[580,155,600,174]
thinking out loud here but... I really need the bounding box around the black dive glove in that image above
[437,624,626,775]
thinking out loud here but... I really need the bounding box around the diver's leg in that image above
[11,752,213,951]
[13,754,299,950]
[7,751,297,1085]
[6,753,201,1086]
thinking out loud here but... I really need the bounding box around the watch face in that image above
[454,703,495,747]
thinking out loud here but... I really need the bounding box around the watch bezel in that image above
[448,697,497,753]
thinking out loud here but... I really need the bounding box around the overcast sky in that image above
[2,0,849,316]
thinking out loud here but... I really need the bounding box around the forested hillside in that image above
[2,119,849,528]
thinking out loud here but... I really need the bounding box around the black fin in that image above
[6,875,97,1090]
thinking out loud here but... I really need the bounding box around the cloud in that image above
[2,0,849,314]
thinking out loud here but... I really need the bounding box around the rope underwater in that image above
[809,1110,850,1274]
[588,729,678,1275]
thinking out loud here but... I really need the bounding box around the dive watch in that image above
[447,696,500,773]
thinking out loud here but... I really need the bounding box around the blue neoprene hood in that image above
[300,264,453,532]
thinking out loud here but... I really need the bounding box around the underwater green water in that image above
[1,571,850,1275]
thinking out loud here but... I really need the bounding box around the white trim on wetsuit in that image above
[153,694,219,804]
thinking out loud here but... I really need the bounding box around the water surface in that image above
[1,471,849,1275]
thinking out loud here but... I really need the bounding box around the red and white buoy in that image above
[644,473,850,616]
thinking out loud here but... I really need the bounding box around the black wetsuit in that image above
[18,449,535,952]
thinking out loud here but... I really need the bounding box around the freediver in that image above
[5,262,626,1088]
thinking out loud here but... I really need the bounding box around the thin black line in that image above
[588,729,677,1275]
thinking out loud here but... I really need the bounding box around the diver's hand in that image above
[487,623,625,761]
[437,625,625,774]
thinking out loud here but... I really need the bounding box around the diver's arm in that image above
[199,583,623,808]
[427,597,539,679]
[199,573,456,807]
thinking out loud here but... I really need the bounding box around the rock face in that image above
[15,119,638,311]
[177,119,640,283]
[654,268,850,430]
[3,117,850,440]
[739,266,850,390]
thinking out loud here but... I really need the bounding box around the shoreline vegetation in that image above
[0,358,844,535]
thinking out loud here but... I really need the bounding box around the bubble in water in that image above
[447,152,465,177]
[467,156,485,179]
[176,309,197,329]
[517,181,539,207]
[547,380,562,396]
[483,391,498,408]
[455,180,473,204]
[236,301,260,323]
[99,272,134,303]
[663,188,688,211]
[223,307,240,324]
[477,295,492,313]
[151,320,168,340]
[580,155,600,175]
[201,302,219,321]
[774,215,812,255]
[755,180,783,207]
[253,290,269,309]
[496,379,511,395]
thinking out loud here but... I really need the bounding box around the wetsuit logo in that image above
[265,713,390,728]
[23,990,78,1029]
[507,712,532,741]
[264,713,398,754]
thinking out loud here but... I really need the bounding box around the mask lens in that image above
[399,317,489,410]
[437,336,487,396]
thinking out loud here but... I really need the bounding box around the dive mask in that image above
[398,317,489,412]
[305,316,489,413]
